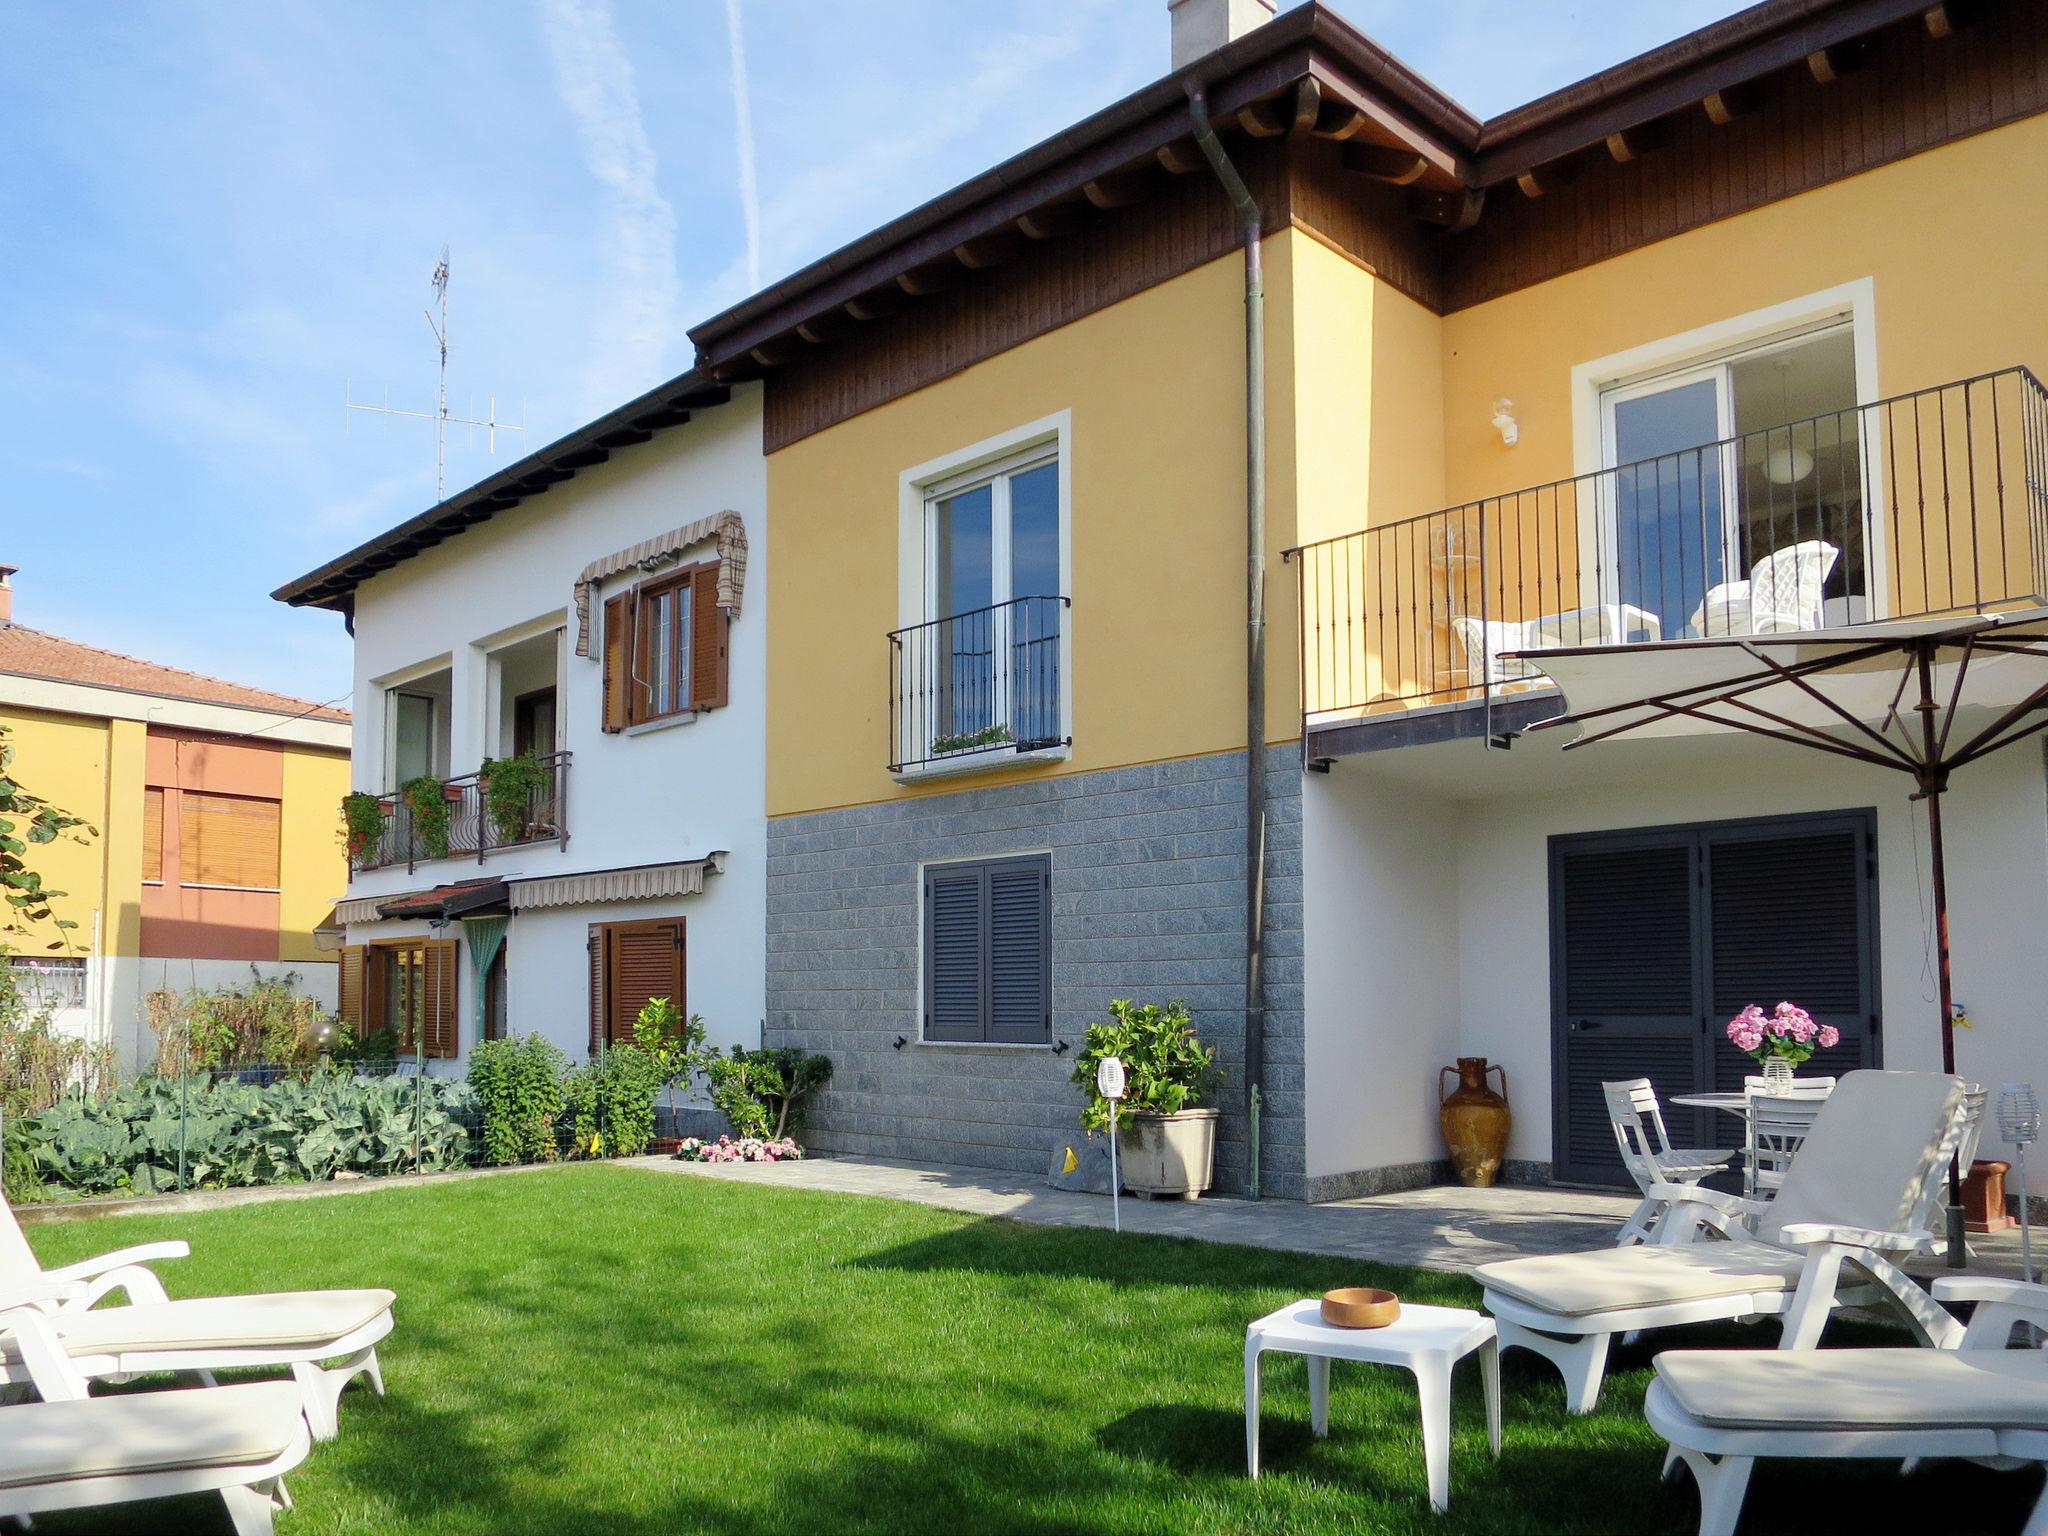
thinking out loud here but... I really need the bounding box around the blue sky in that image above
[1,0,1745,707]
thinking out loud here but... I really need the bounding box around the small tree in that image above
[703,1046,832,1142]
[631,997,713,1136]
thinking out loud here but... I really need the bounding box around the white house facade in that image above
[275,376,765,1083]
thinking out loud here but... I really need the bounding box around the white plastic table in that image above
[1244,1299,1501,1514]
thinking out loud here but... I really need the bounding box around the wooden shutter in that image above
[689,561,729,711]
[601,592,632,732]
[338,945,366,1035]
[142,788,165,882]
[588,924,606,1055]
[604,917,685,1045]
[421,938,459,1058]
[987,857,1051,1043]
[179,793,281,888]
[924,863,988,1042]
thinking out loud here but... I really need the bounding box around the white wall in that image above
[339,384,768,1063]
[1301,771,1463,1179]
[1304,730,2048,1177]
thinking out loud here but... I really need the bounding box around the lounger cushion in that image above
[0,1381,303,1487]
[52,1288,394,1356]
[1478,1242,1804,1317]
[1657,1348,2048,1431]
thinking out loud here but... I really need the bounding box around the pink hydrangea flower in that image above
[1726,1004,1768,1054]
[1774,1002,1818,1043]
[1817,1025,1840,1048]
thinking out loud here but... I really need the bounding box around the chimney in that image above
[0,566,14,626]
[1168,0,1276,70]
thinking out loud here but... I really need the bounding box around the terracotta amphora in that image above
[1439,1057,1511,1188]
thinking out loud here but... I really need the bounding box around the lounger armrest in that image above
[1933,1276,2048,1307]
[43,1239,189,1284]
[0,1279,87,1312]
[1777,1222,1937,1252]
[1643,1183,1757,1217]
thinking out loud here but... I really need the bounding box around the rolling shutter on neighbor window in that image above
[923,856,1051,1044]
[178,793,281,889]
[601,592,632,733]
[142,788,165,882]
[689,561,728,711]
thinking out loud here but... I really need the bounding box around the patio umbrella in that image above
[1509,605,2048,1262]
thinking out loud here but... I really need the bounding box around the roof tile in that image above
[0,623,350,722]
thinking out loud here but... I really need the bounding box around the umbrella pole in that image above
[1915,640,1967,1268]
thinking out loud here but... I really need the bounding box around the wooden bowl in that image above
[1320,1287,1400,1329]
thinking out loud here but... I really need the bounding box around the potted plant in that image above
[1072,998,1221,1199]
[930,722,1014,757]
[481,751,550,845]
[399,775,453,860]
[341,792,386,867]
[1726,1000,1841,1090]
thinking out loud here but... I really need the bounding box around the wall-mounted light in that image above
[1490,397,1519,447]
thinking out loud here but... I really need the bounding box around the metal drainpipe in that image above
[1187,85,1267,1199]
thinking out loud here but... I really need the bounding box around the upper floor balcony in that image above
[887,595,1070,775]
[1288,367,2048,756]
[347,751,570,876]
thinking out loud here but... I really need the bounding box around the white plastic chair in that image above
[1743,1092,1827,1199]
[1453,605,1664,691]
[1689,540,1839,636]
[1605,1079,1736,1243]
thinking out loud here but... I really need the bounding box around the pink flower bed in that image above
[672,1135,805,1165]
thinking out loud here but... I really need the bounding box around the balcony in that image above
[888,595,1071,774]
[350,751,570,875]
[1288,367,2048,754]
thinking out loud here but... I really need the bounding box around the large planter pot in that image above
[1117,1108,1218,1200]
[1439,1057,1511,1188]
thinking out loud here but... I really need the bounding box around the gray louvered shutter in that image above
[987,856,1051,1043]
[924,864,986,1041]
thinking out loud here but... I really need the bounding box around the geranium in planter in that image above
[1071,998,1222,1199]
[1727,1000,1841,1090]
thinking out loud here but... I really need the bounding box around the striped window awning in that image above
[573,510,747,658]
[507,853,727,912]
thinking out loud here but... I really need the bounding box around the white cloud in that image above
[536,0,680,411]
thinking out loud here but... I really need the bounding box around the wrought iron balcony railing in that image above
[888,596,1070,773]
[1288,367,2048,733]
[350,750,570,875]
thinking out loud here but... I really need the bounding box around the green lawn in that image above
[18,1166,2041,1534]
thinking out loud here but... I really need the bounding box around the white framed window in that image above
[894,414,1072,775]
[1572,282,1882,638]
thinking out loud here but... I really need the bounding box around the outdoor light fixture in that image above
[1490,397,1519,447]
[1999,1082,2040,1290]
[1763,444,1815,485]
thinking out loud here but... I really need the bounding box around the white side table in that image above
[1244,1299,1501,1514]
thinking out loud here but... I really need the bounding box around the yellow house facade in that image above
[0,568,351,1073]
[693,0,2047,1198]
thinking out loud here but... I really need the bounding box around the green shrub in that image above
[703,1047,832,1142]
[631,998,713,1132]
[332,1027,399,1073]
[468,1034,567,1166]
[145,970,328,1076]
[20,1070,474,1195]
[562,1045,664,1159]
[1071,998,1218,1135]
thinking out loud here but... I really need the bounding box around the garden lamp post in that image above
[1999,1082,2040,1291]
[1098,1056,1125,1234]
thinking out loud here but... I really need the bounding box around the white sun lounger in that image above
[0,1301,312,1536]
[0,1191,394,1438]
[1476,1070,1968,1412]
[1648,1275,2048,1536]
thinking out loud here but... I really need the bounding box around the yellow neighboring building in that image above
[0,566,351,1071]
[686,0,2048,1198]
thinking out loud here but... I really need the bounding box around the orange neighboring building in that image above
[0,566,351,1071]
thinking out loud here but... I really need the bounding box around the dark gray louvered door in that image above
[1550,812,1880,1187]
[987,857,1051,1043]
[1551,830,1703,1187]
[1700,815,1879,1151]
[924,863,987,1042]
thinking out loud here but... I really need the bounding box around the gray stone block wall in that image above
[765,748,1305,1198]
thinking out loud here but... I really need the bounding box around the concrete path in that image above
[627,1152,1636,1275]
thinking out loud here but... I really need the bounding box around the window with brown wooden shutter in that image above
[369,937,460,1058]
[586,916,685,1055]
[601,591,632,733]
[689,561,728,711]
[338,945,366,1035]
[142,788,165,884]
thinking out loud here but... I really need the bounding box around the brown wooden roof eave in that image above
[272,373,733,610]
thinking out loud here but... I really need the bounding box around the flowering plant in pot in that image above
[1071,998,1222,1199]
[1726,1000,1840,1089]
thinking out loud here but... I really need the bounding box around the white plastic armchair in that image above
[1689,540,1839,637]
[1604,1079,1736,1244]
[0,1193,185,1311]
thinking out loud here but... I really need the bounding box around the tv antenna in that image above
[346,247,524,501]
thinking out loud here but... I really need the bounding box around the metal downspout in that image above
[1187,85,1267,1199]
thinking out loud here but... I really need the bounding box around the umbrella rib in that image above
[1950,712,2048,771]
[1734,641,1923,770]
[1713,696,1913,770]
[1949,670,2048,766]
[1933,636,1977,762]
